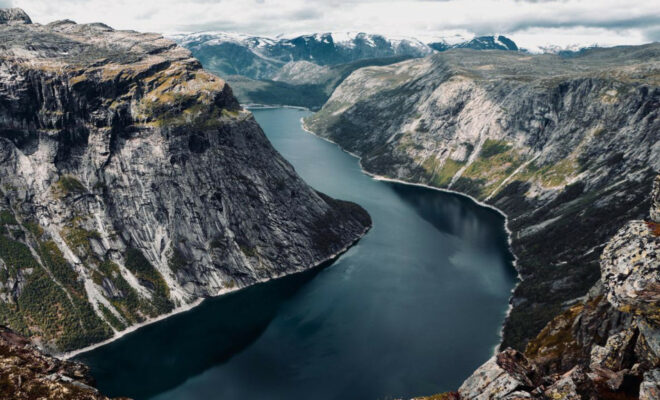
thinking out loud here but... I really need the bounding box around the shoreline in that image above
[61,217,371,360]
[300,116,522,354]
[63,107,518,361]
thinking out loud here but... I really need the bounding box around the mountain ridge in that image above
[305,43,660,351]
[0,9,371,353]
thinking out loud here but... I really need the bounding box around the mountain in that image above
[171,31,434,80]
[0,9,371,352]
[225,55,414,109]
[305,44,660,353]
[171,32,520,109]
[428,35,518,52]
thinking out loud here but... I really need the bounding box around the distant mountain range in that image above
[171,32,435,80]
[171,31,591,109]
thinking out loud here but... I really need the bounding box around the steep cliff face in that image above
[0,10,371,352]
[305,45,660,350]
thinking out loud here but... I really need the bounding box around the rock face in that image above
[0,10,371,352]
[305,44,660,350]
[458,349,540,399]
[217,55,415,110]
[0,325,126,399]
[0,8,31,24]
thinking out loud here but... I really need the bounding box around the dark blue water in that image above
[77,108,516,400]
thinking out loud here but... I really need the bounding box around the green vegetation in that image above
[519,158,578,187]
[168,248,187,274]
[125,248,172,313]
[0,234,40,283]
[38,241,82,294]
[23,220,44,239]
[96,259,147,323]
[451,177,487,198]
[479,139,512,158]
[62,226,101,259]
[0,217,112,350]
[53,176,87,197]
[17,267,110,350]
[98,303,126,331]
[459,145,526,198]
[433,159,465,187]
[0,302,29,336]
[0,210,17,226]
[239,245,257,258]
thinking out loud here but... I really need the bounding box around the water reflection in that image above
[77,266,324,399]
[78,108,517,400]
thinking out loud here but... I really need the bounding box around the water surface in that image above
[78,108,516,400]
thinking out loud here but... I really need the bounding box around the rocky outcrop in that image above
[0,8,31,24]
[601,221,660,325]
[0,10,371,352]
[458,349,540,399]
[435,177,659,399]
[306,44,660,350]
[0,325,127,399]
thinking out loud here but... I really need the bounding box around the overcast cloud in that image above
[7,0,660,52]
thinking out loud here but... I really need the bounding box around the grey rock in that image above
[589,329,636,371]
[458,349,538,399]
[0,9,371,351]
[652,175,660,223]
[600,220,660,325]
[640,369,660,400]
[0,8,31,24]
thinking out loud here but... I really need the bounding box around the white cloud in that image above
[10,0,660,50]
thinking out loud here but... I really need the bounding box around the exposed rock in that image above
[640,369,660,400]
[589,329,637,371]
[544,367,592,400]
[458,349,538,399]
[651,175,660,223]
[636,319,660,368]
[0,9,371,352]
[306,43,660,350]
[0,325,127,399]
[601,220,660,325]
[0,8,31,24]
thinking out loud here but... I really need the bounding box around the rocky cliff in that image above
[305,44,659,351]
[0,325,126,399]
[452,175,659,399]
[0,8,371,352]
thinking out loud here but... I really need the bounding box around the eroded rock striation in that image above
[0,10,371,352]
[305,45,660,350]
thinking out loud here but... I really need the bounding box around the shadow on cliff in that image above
[76,262,332,399]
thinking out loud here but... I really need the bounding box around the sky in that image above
[4,0,660,52]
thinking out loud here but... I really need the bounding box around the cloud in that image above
[0,0,14,8]
[10,0,660,50]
